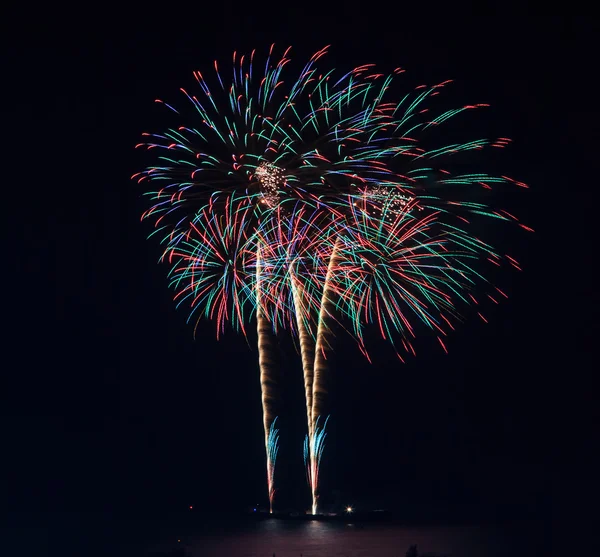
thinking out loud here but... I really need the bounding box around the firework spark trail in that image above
[306,237,341,514]
[312,238,341,427]
[303,416,330,515]
[267,417,280,513]
[289,264,316,440]
[256,245,280,510]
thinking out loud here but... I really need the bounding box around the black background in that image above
[3,12,597,539]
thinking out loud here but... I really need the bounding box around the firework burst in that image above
[134,45,529,514]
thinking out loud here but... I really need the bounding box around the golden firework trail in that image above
[256,245,280,513]
[289,263,316,440]
[302,238,341,514]
[312,238,341,429]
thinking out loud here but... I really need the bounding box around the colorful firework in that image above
[327,198,498,359]
[134,45,529,514]
[165,195,256,338]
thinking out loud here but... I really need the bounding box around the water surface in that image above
[132,515,544,557]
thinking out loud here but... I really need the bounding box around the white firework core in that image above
[255,162,286,208]
[358,185,420,219]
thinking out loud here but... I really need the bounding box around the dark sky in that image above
[4,14,597,522]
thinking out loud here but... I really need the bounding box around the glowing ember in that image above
[255,162,286,208]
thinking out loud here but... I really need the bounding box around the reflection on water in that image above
[147,517,542,557]
[2,511,544,557]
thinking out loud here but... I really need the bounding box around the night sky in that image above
[4,14,597,527]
